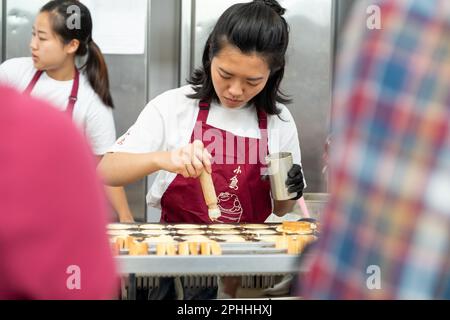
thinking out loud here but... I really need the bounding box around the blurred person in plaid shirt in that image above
[299,0,450,299]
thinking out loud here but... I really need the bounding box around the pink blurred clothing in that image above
[0,86,117,299]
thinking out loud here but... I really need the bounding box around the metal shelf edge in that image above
[115,254,303,276]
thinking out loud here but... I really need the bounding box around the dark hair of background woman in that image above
[41,0,114,108]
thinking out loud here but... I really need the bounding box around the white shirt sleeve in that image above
[0,61,9,86]
[84,97,117,156]
[279,106,301,164]
[268,104,307,187]
[0,59,19,88]
[0,58,37,91]
[109,100,165,154]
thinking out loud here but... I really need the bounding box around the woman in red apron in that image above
[101,0,305,223]
[160,100,273,224]
[101,0,305,299]
[0,0,134,222]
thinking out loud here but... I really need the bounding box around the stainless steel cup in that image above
[266,152,297,201]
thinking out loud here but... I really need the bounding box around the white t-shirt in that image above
[0,57,116,155]
[109,85,304,208]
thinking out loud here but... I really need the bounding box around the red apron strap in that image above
[197,100,210,122]
[192,100,210,142]
[66,69,80,118]
[257,109,267,130]
[23,68,79,119]
[23,70,44,96]
[257,109,269,168]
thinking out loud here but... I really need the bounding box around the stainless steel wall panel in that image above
[5,0,46,59]
[106,52,148,221]
[148,0,180,100]
[1,0,3,62]
[193,0,251,73]
[146,0,181,221]
[180,0,193,85]
[282,0,333,192]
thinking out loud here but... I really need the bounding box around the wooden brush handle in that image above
[199,170,218,209]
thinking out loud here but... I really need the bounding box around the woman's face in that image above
[29,12,73,71]
[211,44,270,109]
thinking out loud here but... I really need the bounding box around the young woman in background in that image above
[0,0,134,222]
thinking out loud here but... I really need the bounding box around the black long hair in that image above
[40,0,114,108]
[188,0,290,115]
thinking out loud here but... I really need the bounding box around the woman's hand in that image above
[163,140,212,178]
[119,213,135,223]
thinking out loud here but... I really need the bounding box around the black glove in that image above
[285,164,304,200]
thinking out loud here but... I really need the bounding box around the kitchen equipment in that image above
[266,152,297,201]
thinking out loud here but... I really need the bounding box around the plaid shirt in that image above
[301,0,450,299]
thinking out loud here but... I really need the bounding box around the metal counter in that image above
[116,254,303,277]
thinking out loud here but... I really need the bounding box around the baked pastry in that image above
[178,242,190,256]
[212,229,240,235]
[208,224,237,230]
[140,229,169,236]
[172,224,203,229]
[139,224,166,230]
[156,243,167,256]
[215,235,246,243]
[111,242,120,255]
[107,223,136,230]
[114,237,127,250]
[107,229,134,237]
[276,221,313,234]
[256,235,278,243]
[274,234,317,254]
[287,236,300,255]
[177,229,206,235]
[166,243,177,256]
[129,241,148,256]
[144,235,174,244]
[181,235,210,242]
[189,242,199,255]
[241,224,271,229]
[244,229,277,235]
[275,235,289,250]
[210,241,222,255]
[200,242,211,256]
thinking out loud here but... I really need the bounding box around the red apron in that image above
[23,68,80,118]
[160,101,272,224]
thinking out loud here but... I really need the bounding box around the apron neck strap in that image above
[23,68,80,118]
[257,109,267,130]
[23,70,44,96]
[257,109,269,165]
[66,68,80,118]
[196,100,210,123]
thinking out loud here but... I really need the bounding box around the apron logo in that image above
[117,132,131,145]
[217,192,243,222]
[228,166,242,190]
